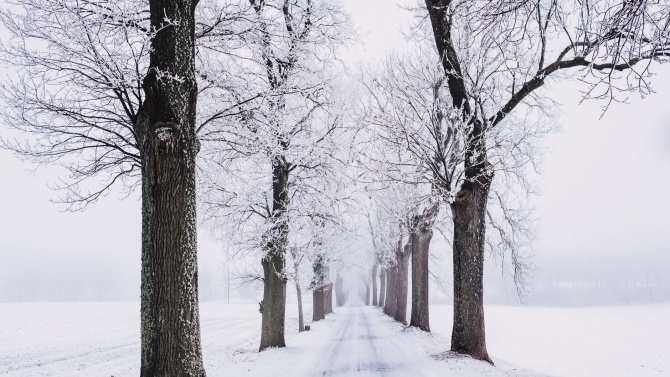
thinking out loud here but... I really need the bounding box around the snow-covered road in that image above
[298,306,437,377]
[2,302,667,376]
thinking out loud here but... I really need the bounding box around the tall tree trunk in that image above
[409,229,433,331]
[313,287,325,321]
[371,263,379,306]
[323,263,332,314]
[312,254,326,321]
[290,253,304,332]
[394,242,410,325]
[450,171,493,363]
[138,1,205,375]
[259,158,289,351]
[425,0,494,362]
[378,269,386,308]
[296,281,305,332]
[409,203,440,332]
[384,265,397,318]
[365,282,371,306]
[383,268,391,314]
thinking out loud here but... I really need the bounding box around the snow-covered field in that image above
[0,302,667,376]
[430,304,670,377]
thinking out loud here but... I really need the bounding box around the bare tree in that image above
[198,0,352,350]
[357,48,464,331]
[132,0,208,374]
[0,0,147,208]
[420,0,670,362]
[359,184,419,324]
[285,210,352,331]
[0,0,246,374]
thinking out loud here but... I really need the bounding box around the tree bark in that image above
[424,0,493,362]
[409,229,433,332]
[394,242,410,325]
[259,157,289,351]
[371,263,379,306]
[138,1,205,375]
[313,287,325,321]
[450,172,493,363]
[384,265,397,318]
[378,269,386,308]
[312,254,327,321]
[296,281,305,332]
[383,268,391,314]
[409,203,440,332]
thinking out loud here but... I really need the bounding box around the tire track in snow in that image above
[303,305,437,377]
[1,303,260,376]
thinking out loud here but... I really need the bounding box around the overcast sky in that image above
[0,0,668,302]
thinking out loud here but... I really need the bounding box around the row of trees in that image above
[357,0,670,363]
[0,0,353,373]
[0,0,668,374]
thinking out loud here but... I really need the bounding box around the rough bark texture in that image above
[394,242,411,325]
[312,283,332,320]
[409,203,440,332]
[425,0,493,362]
[371,264,379,306]
[312,255,331,321]
[383,265,397,318]
[424,0,471,114]
[384,234,405,319]
[409,229,433,332]
[259,157,289,351]
[138,1,205,376]
[378,269,386,308]
[450,173,493,362]
[312,287,325,321]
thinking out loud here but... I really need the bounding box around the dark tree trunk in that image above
[384,234,404,318]
[450,172,493,363]
[383,268,391,314]
[394,242,410,325]
[371,263,379,306]
[259,158,289,351]
[425,0,494,362]
[260,252,287,349]
[409,203,440,332]
[313,287,325,321]
[378,269,386,308]
[409,229,433,331]
[312,254,329,321]
[384,265,397,318]
[365,283,371,306]
[138,1,205,375]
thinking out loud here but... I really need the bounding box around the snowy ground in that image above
[0,302,668,376]
[430,305,670,377]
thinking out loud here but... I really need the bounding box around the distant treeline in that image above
[484,254,670,306]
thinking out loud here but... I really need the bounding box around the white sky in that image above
[0,0,668,300]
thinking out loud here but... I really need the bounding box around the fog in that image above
[0,0,669,306]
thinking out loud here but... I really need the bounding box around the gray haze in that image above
[1,0,669,305]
